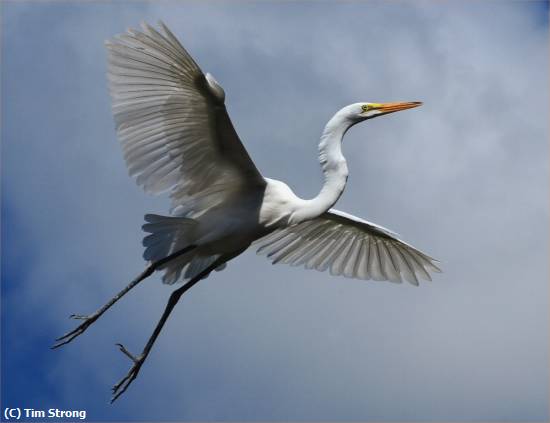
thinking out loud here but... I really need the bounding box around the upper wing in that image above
[256,209,441,285]
[106,21,265,215]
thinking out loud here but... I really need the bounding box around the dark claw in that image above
[116,343,141,363]
[51,313,98,349]
[111,344,145,403]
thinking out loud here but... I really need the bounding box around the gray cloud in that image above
[2,1,547,421]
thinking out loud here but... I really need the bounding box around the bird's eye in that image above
[361,104,370,113]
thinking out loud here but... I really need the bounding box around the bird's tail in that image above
[141,214,226,284]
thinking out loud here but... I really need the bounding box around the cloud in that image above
[2,1,547,421]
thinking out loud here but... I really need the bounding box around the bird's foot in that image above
[111,344,145,403]
[51,313,99,349]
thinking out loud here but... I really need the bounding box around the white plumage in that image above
[54,21,441,401]
[257,209,440,285]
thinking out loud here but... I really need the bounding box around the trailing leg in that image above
[110,257,226,403]
[52,245,196,349]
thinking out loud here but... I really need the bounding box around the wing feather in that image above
[256,209,441,285]
[330,233,355,276]
[106,21,265,210]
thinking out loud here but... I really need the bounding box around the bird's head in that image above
[345,101,422,122]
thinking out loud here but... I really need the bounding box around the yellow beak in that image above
[373,101,422,114]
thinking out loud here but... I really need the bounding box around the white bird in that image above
[53,21,441,402]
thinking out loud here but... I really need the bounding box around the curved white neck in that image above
[292,112,353,222]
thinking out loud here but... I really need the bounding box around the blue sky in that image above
[1,1,548,421]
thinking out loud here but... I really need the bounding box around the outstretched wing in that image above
[106,21,265,216]
[256,209,441,285]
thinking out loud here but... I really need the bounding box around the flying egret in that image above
[53,21,441,402]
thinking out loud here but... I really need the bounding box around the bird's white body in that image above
[260,178,306,226]
[188,176,328,251]
[154,179,304,259]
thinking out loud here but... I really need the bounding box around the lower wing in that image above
[255,209,441,285]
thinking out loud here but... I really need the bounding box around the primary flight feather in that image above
[53,21,441,402]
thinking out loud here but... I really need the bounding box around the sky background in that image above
[1,1,548,421]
